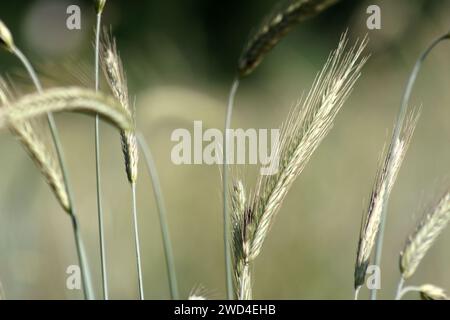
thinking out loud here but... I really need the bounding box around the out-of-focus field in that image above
[0,0,449,299]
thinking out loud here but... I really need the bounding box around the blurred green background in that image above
[0,0,449,299]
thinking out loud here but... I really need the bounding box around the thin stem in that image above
[137,133,179,299]
[395,277,406,300]
[354,286,361,300]
[131,182,144,299]
[396,285,422,300]
[223,78,239,300]
[371,30,450,300]
[70,213,94,300]
[94,12,108,300]
[12,46,94,300]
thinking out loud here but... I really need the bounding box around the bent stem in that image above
[69,213,94,300]
[131,182,144,299]
[12,46,94,300]
[223,78,240,300]
[395,277,406,300]
[137,133,179,299]
[371,30,450,300]
[396,285,422,300]
[94,11,108,300]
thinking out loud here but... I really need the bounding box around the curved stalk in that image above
[137,133,179,299]
[94,11,108,300]
[223,78,239,300]
[11,46,94,300]
[395,277,406,300]
[371,30,450,300]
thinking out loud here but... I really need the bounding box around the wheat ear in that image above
[100,31,144,299]
[238,0,339,77]
[399,191,450,280]
[354,109,420,290]
[100,30,138,183]
[370,29,450,300]
[395,283,448,300]
[230,35,368,299]
[0,87,132,131]
[230,179,253,300]
[419,284,448,300]
[0,79,69,211]
[223,0,338,300]
[251,34,368,260]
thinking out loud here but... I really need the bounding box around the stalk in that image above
[371,30,450,300]
[11,46,94,300]
[137,133,179,299]
[395,277,405,300]
[131,182,144,299]
[94,9,108,299]
[223,78,239,300]
[354,286,361,300]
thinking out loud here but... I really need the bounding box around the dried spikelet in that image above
[12,120,70,211]
[188,285,209,300]
[100,31,138,183]
[419,284,448,300]
[249,34,368,261]
[231,179,253,300]
[354,109,420,288]
[37,59,94,88]
[0,20,14,51]
[0,87,132,132]
[400,191,450,279]
[238,0,339,77]
[0,79,69,211]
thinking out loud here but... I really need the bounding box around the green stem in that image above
[395,277,406,300]
[223,78,239,300]
[370,30,450,300]
[354,286,361,300]
[94,12,108,300]
[12,46,94,300]
[396,285,422,300]
[69,213,94,300]
[131,182,144,299]
[137,133,179,300]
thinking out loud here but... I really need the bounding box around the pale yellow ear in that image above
[401,191,450,280]
[420,284,448,300]
[2,87,132,132]
[0,19,14,52]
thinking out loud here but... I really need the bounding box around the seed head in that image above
[420,284,448,300]
[0,20,14,51]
